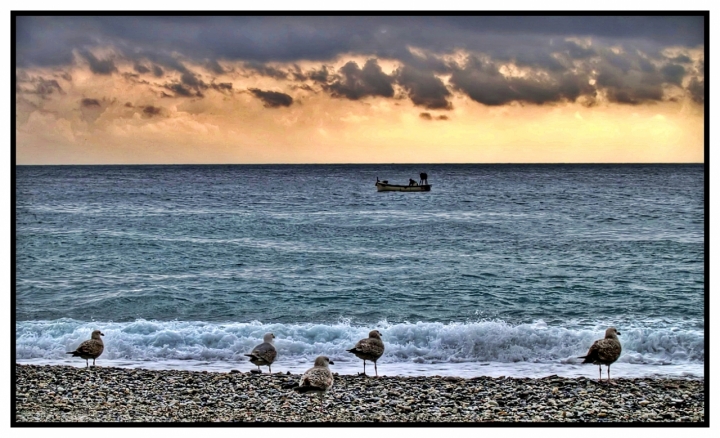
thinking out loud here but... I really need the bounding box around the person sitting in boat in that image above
[409,178,418,186]
[419,172,428,185]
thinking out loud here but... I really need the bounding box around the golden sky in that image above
[15,16,706,164]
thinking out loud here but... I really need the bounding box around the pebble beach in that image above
[14,364,705,424]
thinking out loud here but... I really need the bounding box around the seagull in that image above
[347,330,385,377]
[244,332,277,373]
[578,327,622,383]
[66,330,105,368]
[291,356,335,412]
[293,355,334,395]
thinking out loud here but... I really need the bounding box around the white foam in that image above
[15,318,705,378]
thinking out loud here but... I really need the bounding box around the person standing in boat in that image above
[419,172,428,185]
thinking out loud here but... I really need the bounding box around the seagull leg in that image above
[269,364,272,373]
[86,359,89,369]
[363,360,366,376]
[608,365,614,384]
[374,361,378,377]
[598,365,602,382]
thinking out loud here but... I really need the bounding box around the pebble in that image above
[13,364,705,423]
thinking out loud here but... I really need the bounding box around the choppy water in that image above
[15,164,705,378]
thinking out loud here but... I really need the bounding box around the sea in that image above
[14,164,705,379]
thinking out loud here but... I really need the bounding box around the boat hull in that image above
[375,182,432,192]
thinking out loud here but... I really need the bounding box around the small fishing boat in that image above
[375,177,432,192]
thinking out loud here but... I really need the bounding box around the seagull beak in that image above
[329,360,335,365]
[616,331,621,336]
[101,333,105,336]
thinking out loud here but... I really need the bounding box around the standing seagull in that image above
[66,330,105,368]
[578,327,622,383]
[347,330,385,377]
[245,332,277,373]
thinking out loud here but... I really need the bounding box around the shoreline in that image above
[14,364,705,423]
[13,358,706,380]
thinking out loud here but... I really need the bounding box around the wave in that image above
[16,318,704,367]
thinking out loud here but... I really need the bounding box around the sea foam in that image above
[16,318,704,374]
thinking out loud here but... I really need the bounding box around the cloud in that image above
[248,88,293,107]
[595,62,664,105]
[558,40,596,59]
[16,75,63,98]
[419,112,449,121]
[164,83,197,97]
[15,16,704,69]
[326,59,394,100]
[14,16,706,109]
[396,65,452,109]
[134,63,151,74]
[687,77,704,104]
[661,63,686,86]
[81,98,101,107]
[308,65,331,83]
[206,59,226,75]
[211,82,233,93]
[80,50,118,75]
[181,71,204,87]
[669,54,692,63]
[142,105,163,117]
[244,62,288,79]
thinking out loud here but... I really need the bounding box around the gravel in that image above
[14,364,705,423]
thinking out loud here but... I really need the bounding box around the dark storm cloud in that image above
[142,105,163,117]
[80,50,118,75]
[687,77,704,104]
[165,83,196,97]
[449,56,595,106]
[290,65,306,81]
[181,71,204,87]
[326,59,394,100]
[15,15,705,106]
[212,82,233,92]
[419,112,450,121]
[134,63,151,74]
[308,65,331,83]
[558,40,596,59]
[396,65,452,109]
[248,88,293,107]
[17,76,64,98]
[638,56,656,73]
[244,62,288,79]
[661,64,686,86]
[670,54,692,64]
[81,98,101,107]
[512,50,566,72]
[206,59,226,75]
[16,16,703,69]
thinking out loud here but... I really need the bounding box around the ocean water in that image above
[15,164,705,379]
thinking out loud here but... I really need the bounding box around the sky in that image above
[14,14,706,164]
